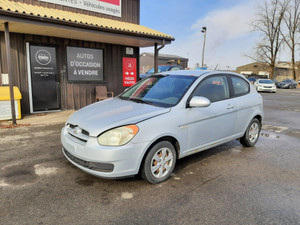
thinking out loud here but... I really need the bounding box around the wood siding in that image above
[0,32,139,114]
[10,0,140,24]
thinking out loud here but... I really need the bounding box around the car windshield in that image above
[283,79,293,82]
[259,79,273,84]
[146,66,171,74]
[119,75,197,107]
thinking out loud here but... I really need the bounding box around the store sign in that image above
[123,57,137,86]
[67,47,103,82]
[37,0,121,17]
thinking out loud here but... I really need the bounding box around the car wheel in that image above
[289,85,292,89]
[240,118,261,147]
[141,141,176,184]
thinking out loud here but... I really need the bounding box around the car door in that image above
[184,74,238,152]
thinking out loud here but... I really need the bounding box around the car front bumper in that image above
[61,126,149,178]
[257,86,276,92]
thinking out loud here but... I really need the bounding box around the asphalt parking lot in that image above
[1,88,300,225]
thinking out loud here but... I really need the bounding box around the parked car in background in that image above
[247,77,256,84]
[140,65,183,79]
[61,70,263,184]
[254,79,276,93]
[277,79,298,89]
[272,79,279,86]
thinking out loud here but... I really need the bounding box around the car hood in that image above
[67,98,170,136]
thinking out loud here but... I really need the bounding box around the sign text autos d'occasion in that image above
[67,47,103,81]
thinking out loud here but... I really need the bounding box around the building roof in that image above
[0,0,174,47]
[236,61,298,70]
[141,52,188,60]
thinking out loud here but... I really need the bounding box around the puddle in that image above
[261,132,280,139]
[75,177,95,187]
[262,125,289,133]
[1,163,59,186]
[1,164,37,185]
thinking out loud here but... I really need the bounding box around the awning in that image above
[0,0,174,47]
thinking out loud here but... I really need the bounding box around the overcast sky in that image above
[140,0,262,70]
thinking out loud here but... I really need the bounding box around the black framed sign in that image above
[67,47,103,82]
[29,45,60,112]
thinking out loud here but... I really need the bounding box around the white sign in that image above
[0,100,19,120]
[38,0,122,17]
[126,47,134,55]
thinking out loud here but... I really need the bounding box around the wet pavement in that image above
[0,89,300,225]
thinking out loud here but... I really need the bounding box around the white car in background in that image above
[254,79,276,93]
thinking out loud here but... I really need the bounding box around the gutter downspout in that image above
[154,40,165,73]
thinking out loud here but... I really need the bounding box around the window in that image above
[192,75,230,102]
[231,76,249,96]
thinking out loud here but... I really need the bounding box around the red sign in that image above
[123,57,137,87]
[98,0,120,6]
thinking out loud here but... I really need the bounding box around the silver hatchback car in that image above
[61,70,263,184]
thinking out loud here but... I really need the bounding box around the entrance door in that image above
[29,45,60,112]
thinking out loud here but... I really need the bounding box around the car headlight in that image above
[97,125,139,146]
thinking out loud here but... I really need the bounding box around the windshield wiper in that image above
[118,96,129,100]
[129,98,157,106]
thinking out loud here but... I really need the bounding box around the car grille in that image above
[66,124,89,143]
[263,86,272,88]
[63,148,114,172]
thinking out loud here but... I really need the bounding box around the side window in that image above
[231,76,249,96]
[192,75,230,102]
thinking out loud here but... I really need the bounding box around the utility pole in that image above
[201,26,207,70]
[4,22,17,125]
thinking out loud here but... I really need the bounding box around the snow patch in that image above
[121,192,133,200]
[34,164,58,176]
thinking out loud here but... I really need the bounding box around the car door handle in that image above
[226,105,235,109]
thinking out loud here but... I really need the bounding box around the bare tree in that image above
[280,0,300,82]
[251,0,288,79]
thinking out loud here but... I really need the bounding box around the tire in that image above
[240,118,261,147]
[289,85,292,89]
[141,141,176,184]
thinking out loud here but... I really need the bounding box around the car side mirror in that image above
[188,96,211,108]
